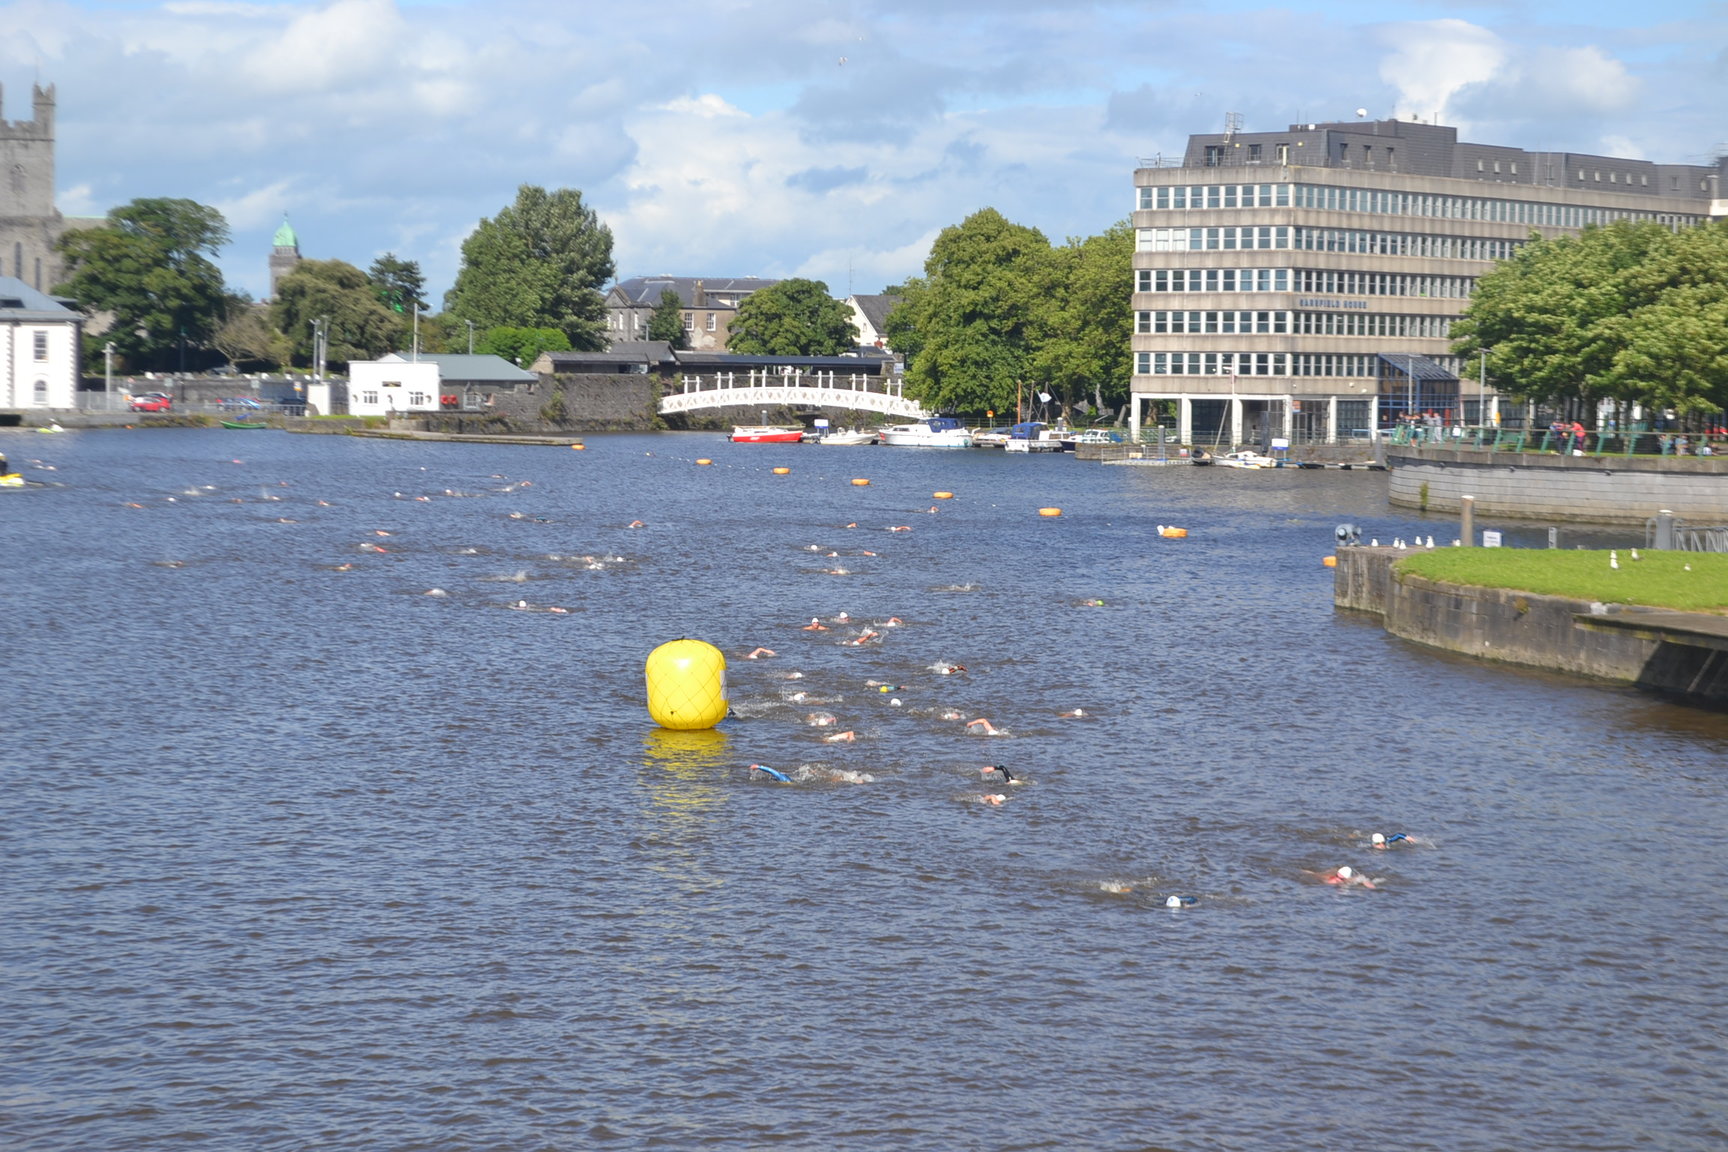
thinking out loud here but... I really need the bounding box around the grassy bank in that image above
[1397,548,1728,613]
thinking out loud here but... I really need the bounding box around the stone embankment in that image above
[1334,546,1728,706]
[1386,444,1728,524]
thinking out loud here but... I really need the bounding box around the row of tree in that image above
[55,185,620,374]
[1453,219,1728,418]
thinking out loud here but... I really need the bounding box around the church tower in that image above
[0,83,65,292]
[268,214,301,299]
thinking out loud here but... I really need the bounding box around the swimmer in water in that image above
[887,525,912,532]
[744,648,776,659]
[1370,833,1411,850]
[627,520,645,529]
[823,730,856,744]
[803,618,828,631]
[980,764,1021,785]
[749,764,792,783]
[936,663,966,676]
[966,718,999,735]
[978,794,1007,806]
[1164,895,1198,908]
[1059,708,1087,718]
[1324,866,1376,889]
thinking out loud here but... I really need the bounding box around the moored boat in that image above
[816,429,878,445]
[221,420,269,430]
[880,415,973,448]
[730,425,805,443]
[1003,422,1062,453]
[1214,450,1279,469]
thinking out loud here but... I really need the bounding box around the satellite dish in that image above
[1356,108,1368,118]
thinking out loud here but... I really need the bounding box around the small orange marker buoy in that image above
[773,467,791,475]
[571,443,585,450]
[933,491,953,499]
[696,458,713,466]
[1322,555,1338,568]
[1038,507,1062,517]
[851,478,870,486]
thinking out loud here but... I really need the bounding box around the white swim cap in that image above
[1371,833,1386,845]
[1337,866,1353,879]
[1165,895,1182,908]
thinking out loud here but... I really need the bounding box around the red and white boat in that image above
[729,425,805,443]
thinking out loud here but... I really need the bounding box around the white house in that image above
[0,276,82,413]
[343,352,536,417]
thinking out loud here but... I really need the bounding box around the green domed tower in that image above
[268,214,301,300]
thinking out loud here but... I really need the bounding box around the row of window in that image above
[1135,352,1464,378]
[1136,310,1453,338]
[1134,268,1475,299]
[620,312,721,332]
[357,391,432,406]
[1136,225,1520,261]
[1137,182,1705,230]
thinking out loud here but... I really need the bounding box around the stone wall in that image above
[1387,446,1728,523]
[417,372,663,434]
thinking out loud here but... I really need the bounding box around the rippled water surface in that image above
[3,428,1725,1151]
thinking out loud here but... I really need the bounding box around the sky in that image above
[3,0,1724,305]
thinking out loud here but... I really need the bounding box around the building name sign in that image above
[1296,298,1368,310]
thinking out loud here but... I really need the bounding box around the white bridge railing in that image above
[659,370,927,418]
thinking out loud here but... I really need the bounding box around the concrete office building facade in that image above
[1129,118,1727,446]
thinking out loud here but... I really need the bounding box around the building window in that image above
[1610,172,1617,183]
[32,330,48,361]
[683,313,695,331]
[706,313,717,331]
[1248,143,1262,163]
[1203,145,1223,166]
[361,391,379,405]
[33,379,47,403]
[1477,159,1485,172]
[1594,171,1601,181]
[1509,162,1517,175]
[1277,143,1289,164]
[408,392,428,406]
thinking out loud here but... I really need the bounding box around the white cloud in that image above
[1378,19,1509,128]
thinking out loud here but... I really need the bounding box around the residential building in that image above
[0,275,82,411]
[343,352,536,417]
[605,276,780,351]
[846,294,902,351]
[1130,117,1728,445]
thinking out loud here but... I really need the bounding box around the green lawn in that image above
[1398,548,1728,613]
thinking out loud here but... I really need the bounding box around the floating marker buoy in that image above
[1159,526,1188,538]
[696,458,713,466]
[571,443,585,450]
[1038,507,1062,517]
[851,478,870,486]
[644,639,728,731]
[933,491,953,500]
[1323,555,1338,568]
[773,467,791,475]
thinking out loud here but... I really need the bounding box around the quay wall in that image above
[1333,547,1728,704]
[1386,446,1728,524]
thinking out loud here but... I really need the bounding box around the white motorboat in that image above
[1003,421,1063,453]
[817,429,878,445]
[880,416,973,448]
[1214,450,1279,469]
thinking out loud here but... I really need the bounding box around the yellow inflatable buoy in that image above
[773,467,790,475]
[1322,555,1338,568]
[933,491,953,500]
[851,478,870,486]
[696,458,713,466]
[1038,507,1062,517]
[1158,526,1188,538]
[571,443,585,450]
[645,639,728,731]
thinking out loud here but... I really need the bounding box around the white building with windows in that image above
[1130,118,1727,445]
[343,352,535,417]
[0,276,82,413]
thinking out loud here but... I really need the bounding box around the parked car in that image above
[219,397,263,412]
[128,392,172,412]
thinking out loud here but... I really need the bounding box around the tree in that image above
[475,326,571,369]
[647,288,688,349]
[271,259,402,364]
[1028,221,1134,419]
[368,253,426,315]
[443,185,615,350]
[1453,219,1728,419]
[211,293,291,371]
[726,278,856,356]
[55,197,229,370]
[888,208,1054,414]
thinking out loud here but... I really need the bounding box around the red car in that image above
[129,392,172,412]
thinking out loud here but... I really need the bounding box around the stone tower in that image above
[0,84,64,292]
[268,214,301,299]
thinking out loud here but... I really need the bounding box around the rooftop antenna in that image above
[1223,112,1243,143]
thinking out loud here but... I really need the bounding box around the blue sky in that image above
[3,0,1723,305]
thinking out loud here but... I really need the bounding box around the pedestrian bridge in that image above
[659,370,927,419]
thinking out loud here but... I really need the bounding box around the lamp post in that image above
[465,320,475,355]
[103,341,115,402]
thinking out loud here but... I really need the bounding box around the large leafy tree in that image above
[55,197,229,370]
[726,278,856,355]
[1028,221,1134,419]
[1454,219,1728,419]
[368,253,426,316]
[647,288,688,349]
[887,208,1054,414]
[212,292,291,371]
[271,259,403,364]
[444,185,615,350]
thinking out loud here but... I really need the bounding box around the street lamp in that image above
[1478,346,1495,427]
[103,341,115,402]
[465,320,476,355]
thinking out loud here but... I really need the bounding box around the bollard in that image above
[1655,509,1676,551]
[1548,526,1558,549]
[1460,495,1475,548]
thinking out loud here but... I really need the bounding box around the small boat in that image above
[1061,428,1123,449]
[880,415,973,448]
[221,420,269,430]
[816,429,878,446]
[1003,422,1062,453]
[971,427,1012,448]
[1190,448,1213,466]
[730,425,804,443]
[1214,450,1279,469]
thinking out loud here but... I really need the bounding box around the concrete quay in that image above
[1334,546,1728,707]
[1386,444,1728,524]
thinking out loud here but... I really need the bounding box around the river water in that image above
[3,428,1724,1152]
